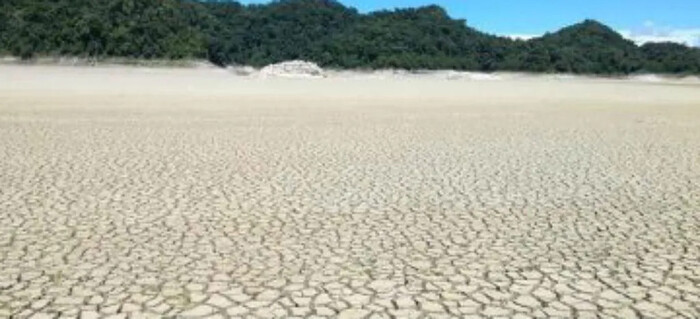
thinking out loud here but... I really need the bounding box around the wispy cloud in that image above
[618,21,700,47]
[503,34,538,41]
[504,21,700,47]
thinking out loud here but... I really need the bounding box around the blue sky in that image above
[239,0,700,46]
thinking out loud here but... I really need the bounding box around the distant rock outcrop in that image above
[260,61,325,78]
[445,71,501,81]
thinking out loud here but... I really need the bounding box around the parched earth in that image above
[1,69,699,319]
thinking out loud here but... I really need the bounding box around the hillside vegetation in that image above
[2,0,699,74]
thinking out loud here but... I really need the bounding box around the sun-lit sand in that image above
[1,65,699,318]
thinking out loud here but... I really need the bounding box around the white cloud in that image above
[618,22,700,47]
[504,21,700,47]
[503,34,538,41]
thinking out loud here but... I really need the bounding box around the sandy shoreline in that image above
[1,65,699,318]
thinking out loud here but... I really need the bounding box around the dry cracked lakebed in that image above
[1,66,699,318]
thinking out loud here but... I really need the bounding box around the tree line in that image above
[2,0,699,74]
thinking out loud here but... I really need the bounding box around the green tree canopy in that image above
[1,0,699,75]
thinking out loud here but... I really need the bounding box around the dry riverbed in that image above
[1,65,699,318]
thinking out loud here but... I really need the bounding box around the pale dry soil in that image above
[1,66,699,319]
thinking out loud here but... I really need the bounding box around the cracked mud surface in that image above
[1,66,699,318]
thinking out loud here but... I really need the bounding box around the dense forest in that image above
[2,0,700,74]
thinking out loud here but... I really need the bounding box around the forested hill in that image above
[2,0,700,74]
